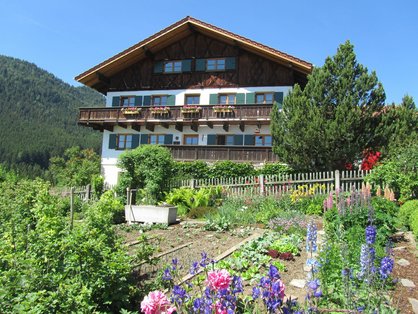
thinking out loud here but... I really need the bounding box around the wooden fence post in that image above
[70,187,74,230]
[335,170,340,192]
[86,184,91,201]
[259,174,265,196]
[126,187,131,205]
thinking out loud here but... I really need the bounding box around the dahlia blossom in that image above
[206,269,232,291]
[141,290,176,314]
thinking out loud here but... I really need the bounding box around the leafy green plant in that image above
[208,160,256,178]
[204,216,231,232]
[269,234,302,255]
[398,199,418,229]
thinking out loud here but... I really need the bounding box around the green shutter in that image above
[109,134,117,149]
[209,94,218,105]
[132,134,140,148]
[154,61,163,73]
[246,93,255,104]
[225,57,236,70]
[140,134,149,144]
[164,134,173,144]
[244,135,255,145]
[233,135,243,145]
[182,59,192,72]
[167,95,176,106]
[143,96,151,106]
[207,134,216,145]
[236,93,245,105]
[112,97,120,107]
[134,96,142,107]
[196,59,206,71]
[274,92,284,109]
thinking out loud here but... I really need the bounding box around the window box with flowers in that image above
[150,106,170,115]
[213,105,236,113]
[122,107,142,115]
[181,105,202,114]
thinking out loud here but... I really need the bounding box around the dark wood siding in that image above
[107,32,303,92]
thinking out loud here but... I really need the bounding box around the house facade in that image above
[76,17,312,186]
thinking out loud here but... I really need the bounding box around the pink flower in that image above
[206,269,232,291]
[141,290,174,314]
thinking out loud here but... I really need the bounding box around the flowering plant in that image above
[151,106,170,114]
[122,107,141,114]
[213,105,235,112]
[181,105,202,113]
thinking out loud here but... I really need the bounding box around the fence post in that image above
[189,179,196,189]
[70,187,74,231]
[259,174,265,195]
[86,184,91,201]
[126,187,131,205]
[334,170,340,192]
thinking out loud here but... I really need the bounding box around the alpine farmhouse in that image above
[76,17,312,186]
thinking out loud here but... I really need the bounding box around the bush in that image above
[174,161,209,180]
[399,200,418,230]
[208,160,256,178]
[258,163,293,175]
[411,208,418,239]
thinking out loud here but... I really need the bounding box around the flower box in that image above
[213,105,235,113]
[150,107,170,115]
[122,107,141,115]
[125,205,177,225]
[181,105,202,114]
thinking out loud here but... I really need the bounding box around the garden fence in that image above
[169,170,371,197]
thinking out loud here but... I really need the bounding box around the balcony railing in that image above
[164,145,278,162]
[78,104,273,126]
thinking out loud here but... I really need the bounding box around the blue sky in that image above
[1,0,417,104]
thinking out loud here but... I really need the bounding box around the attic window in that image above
[207,58,225,71]
[164,61,182,73]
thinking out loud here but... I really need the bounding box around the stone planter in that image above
[125,205,177,225]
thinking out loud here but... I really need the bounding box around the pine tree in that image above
[271,41,386,171]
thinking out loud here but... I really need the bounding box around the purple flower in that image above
[252,287,261,300]
[306,221,317,253]
[379,256,394,279]
[359,244,375,281]
[190,261,199,275]
[200,252,210,268]
[365,225,376,245]
[171,285,188,305]
[162,267,172,281]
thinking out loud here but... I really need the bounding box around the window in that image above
[207,58,226,71]
[121,96,135,107]
[184,134,198,145]
[164,61,182,73]
[149,134,165,145]
[216,135,234,145]
[117,134,133,149]
[185,95,200,105]
[219,94,236,105]
[152,95,168,106]
[255,93,274,104]
[255,135,272,146]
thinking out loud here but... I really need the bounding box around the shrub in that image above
[399,200,418,230]
[258,163,293,175]
[208,160,256,178]
[174,161,209,180]
[411,208,418,239]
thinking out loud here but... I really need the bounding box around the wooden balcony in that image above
[165,145,278,162]
[78,104,273,132]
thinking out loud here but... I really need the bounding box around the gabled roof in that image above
[75,16,312,89]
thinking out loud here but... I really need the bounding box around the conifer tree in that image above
[271,41,386,171]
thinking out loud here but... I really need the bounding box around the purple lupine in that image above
[359,244,375,281]
[379,256,394,279]
[170,284,189,306]
[200,252,210,268]
[306,221,318,253]
[190,261,199,275]
[365,225,376,245]
[162,267,172,281]
[255,265,286,313]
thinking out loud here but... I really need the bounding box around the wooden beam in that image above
[103,124,113,132]
[96,72,110,86]
[175,123,183,132]
[191,123,198,132]
[143,46,154,59]
[132,125,141,132]
[223,123,229,132]
[161,122,169,129]
[207,121,213,129]
[239,122,245,132]
[145,123,154,132]
[118,122,128,129]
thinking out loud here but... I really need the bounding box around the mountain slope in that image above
[0,55,104,176]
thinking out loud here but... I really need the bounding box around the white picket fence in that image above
[170,170,371,197]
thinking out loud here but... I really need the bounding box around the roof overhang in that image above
[75,16,313,92]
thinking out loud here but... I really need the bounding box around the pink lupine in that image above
[206,269,232,291]
[141,290,176,314]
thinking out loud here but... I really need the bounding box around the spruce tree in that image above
[271,41,386,171]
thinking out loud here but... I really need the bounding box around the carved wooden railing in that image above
[78,104,273,124]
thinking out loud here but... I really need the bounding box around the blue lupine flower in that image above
[200,252,210,267]
[190,261,199,275]
[359,244,376,281]
[252,287,261,300]
[171,258,179,270]
[365,225,377,245]
[379,256,394,279]
[231,275,243,294]
[268,264,280,280]
[162,267,172,281]
[306,221,318,252]
[171,284,189,305]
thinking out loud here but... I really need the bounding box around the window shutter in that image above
[244,135,255,145]
[233,135,243,145]
[132,134,140,148]
[246,93,255,105]
[273,92,284,109]
[182,59,192,72]
[134,96,143,107]
[164,134,173,144]
[225,57,236,70]
[109,134,117,149]
[167,95,176,106]
[143,96,151,106]
[112,97,120,107]
[207,134,216,145]
[140,134,149,144]
[209,94,218,105]
[196,59,206,71]
[236,93,245,105]
[154,61,163,73]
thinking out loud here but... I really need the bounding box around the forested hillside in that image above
[0,55,103,176]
